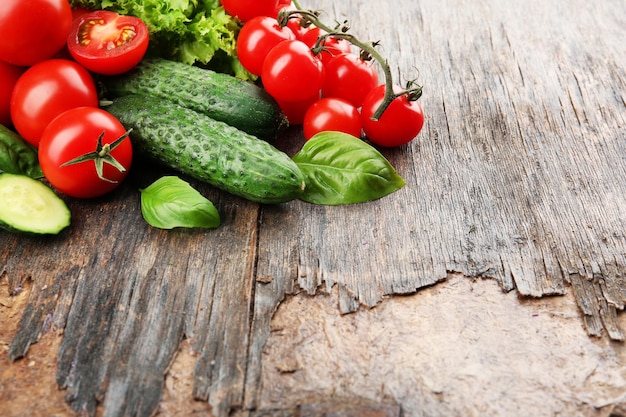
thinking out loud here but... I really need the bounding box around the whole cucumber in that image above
[106,95,305,204]
[101,58,288,141]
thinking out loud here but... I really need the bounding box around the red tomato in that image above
[71,6,93,21]
[272,1,295,19]
[237,16,295,76]
[276,92,320,125]
[280,13,310,40]
[38,107,133,198]
[301,27,351,65]
[68,10,149,75]
[10,59,99,147]
[303,98,362,140]
[271,2,309,39]
[221,0,279,22]
[322,53,379,108]
[288,22,310,40]
[261,40,324,102]
[0,0,73,66]
[0,61,25,127]
[361,84,424,148]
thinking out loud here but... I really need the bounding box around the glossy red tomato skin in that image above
[303,98,362,140]
[322,53,379,108]
[67,10,149,75]
[221,0,279,22]
[361,84,425,148]
[71,6,93,21]
[272,0,293,17]
[0,61,25,127]
[39,107,133,199]
[261,40,324,102]
[276,91,320,125]
[271,1,309,39]
[280,13,310,40]
[301,27,352,66]
[237,16,295,76]
[10,59,99,147]
[0,0,73,66]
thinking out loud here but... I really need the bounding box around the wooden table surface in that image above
[1,0,625,416]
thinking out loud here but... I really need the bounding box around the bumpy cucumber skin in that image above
[106,95,305,204]
[102,58,288,141]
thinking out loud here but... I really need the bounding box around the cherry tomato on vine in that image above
[67,10,149,75]
[10,59,99,147]
[301,27,351,65]
[361,84,424,148]
[276,92,320,125]
[0,0,73,66]
[261,40,324,102]
[221,0,279,22]
[237,16,295,76]
[0,61,25,127]
[282,15,310,40]
[39,107,133,199]
[303,98,362,140]
[322,53,379,108]
[272,1,310,39]
[272,0,294,18]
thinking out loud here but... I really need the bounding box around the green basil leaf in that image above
[140,176,220,229]
[0,124,44,179]
[292,131,406,205]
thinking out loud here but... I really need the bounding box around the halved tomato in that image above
[67,10,149,75]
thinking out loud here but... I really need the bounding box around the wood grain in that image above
[1,0,625,415]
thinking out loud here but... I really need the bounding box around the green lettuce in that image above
[69,0,252,79]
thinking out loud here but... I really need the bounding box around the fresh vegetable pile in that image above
[235,0,425,147]
[68,0,248,78]
[0,0,424,235]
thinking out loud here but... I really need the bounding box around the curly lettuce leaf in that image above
[69,0,252,79]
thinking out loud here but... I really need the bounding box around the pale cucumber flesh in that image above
[0,173,70,234]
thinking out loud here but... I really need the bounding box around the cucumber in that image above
[101,58,288,141]
[106,95,305,204]
[0,173,70,234]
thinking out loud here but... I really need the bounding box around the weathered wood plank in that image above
[246,0,626,410]
[253,0,626,320]
[1,0,625,416]
[3,168,263,415]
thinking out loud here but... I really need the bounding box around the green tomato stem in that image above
[60,129,131,183]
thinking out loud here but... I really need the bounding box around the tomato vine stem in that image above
[285,0,422,121]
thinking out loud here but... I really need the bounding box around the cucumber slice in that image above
[0,173,70,234]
